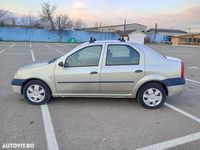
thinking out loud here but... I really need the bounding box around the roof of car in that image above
[81,40,135,45]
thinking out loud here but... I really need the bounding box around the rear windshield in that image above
[134,43,166,59]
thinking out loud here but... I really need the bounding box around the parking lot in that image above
[0,42,200,150]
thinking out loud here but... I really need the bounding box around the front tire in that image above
[137,83,166,109]
[23,80,51,105]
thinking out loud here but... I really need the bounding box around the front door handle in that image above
[90,71,98,74]
[135,70,143,73]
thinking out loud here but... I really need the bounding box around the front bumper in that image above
[12,85,22,95]
[11,78,26,95]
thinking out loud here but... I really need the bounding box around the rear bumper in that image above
[167,85,184,96]
[161,78,185,86]
[161,78,185,96]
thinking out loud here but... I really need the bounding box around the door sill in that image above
[55,93,132,98]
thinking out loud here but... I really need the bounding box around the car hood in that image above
[18,61,49,70]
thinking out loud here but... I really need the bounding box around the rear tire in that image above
[137,82,166,109]
[23,80,51,105]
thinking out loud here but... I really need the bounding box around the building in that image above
[85,23,146,32]
[172,33,200,46]
[116,30,146,44]
[84,23,147,44]
[146,29,187,43]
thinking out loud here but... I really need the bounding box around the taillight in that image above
[181,62,184,78]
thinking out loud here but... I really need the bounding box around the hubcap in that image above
[27,84,45,103]
[143,88,162,107]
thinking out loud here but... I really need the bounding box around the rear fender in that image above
[131,75,167,98]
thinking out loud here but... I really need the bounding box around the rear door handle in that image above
[90,71,98,74]
[135,70,143,73]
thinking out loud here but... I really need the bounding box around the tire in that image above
[23,80,52,105]
[137,82,166,109]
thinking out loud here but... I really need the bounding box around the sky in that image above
[1,0,200,32]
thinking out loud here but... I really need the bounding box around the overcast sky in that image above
[1,0,200,32]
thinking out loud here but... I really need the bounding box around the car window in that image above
[65,45,102,67]
[106,45,139,65]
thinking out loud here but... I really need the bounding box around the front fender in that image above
[22,74,57,97]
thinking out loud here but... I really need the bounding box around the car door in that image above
[55,44,104,95]
[100,43,144,94]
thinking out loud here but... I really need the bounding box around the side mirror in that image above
[58,61,64,67]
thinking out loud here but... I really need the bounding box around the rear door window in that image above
[106,45,139,66]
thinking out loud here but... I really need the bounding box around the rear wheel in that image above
[137,83,166,109]
[23,80,51,105]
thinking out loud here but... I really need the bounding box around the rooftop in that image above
[172,33,200,38]
[85,23,146,29]
[147,28,187,34]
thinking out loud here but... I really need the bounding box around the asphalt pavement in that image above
[0,42,200,150]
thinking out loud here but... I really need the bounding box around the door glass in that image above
[106,45,139,65]
[65,45,102,67]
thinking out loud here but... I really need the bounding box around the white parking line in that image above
[186,78,200,84]
[136,132,200,150]
[30,43,32,49]
[45,44,50,48]
[137,103,200,150]
[164,103,200,123]
[0,50,5,54]
[59,44,66,48]
[9,43,15,48]
[31,49,59,150]
[188,66,200,70]
[41,105,59,150]
[55,50,64,54]
[31,50,35,61]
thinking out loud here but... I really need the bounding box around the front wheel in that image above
[23,80,51,105]
[137,83,166,109]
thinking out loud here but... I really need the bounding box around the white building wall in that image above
[128,32,146,44]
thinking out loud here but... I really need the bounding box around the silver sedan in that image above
[11,40,185,109]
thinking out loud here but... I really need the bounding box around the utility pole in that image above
[188,27,191,34]
[58,17,61,43]
[124,19,126,32]
[153,23,157,43]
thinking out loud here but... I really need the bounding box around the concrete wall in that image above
[0,27,120,42]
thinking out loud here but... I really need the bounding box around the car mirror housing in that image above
[58,61,64,67]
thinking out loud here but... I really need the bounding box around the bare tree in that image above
[0,8,7,19]
[0,7,8,25]
[56,14,73,30]
[39,2,56,30]
[74,19,86,29]
[94,21,99,27]
[32,20,43,28]
[11,17,16,26]
[28,12,33,26]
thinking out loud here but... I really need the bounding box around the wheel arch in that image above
[136,80,168,98]
[21,78,53,96]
